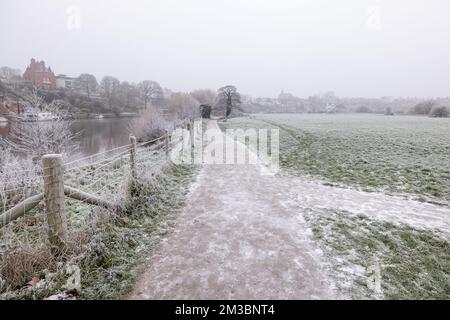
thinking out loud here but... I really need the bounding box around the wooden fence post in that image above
[186,122,192,162]
[42,154,67,253]
[165,133,170,159]
[190,120,195,159]
[129,135,137,179]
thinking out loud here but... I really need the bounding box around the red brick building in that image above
[22,58,56,90]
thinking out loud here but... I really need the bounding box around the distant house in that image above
[55,74,79,90]
[22,58,56,90]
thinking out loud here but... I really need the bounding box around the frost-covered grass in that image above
[304,209,450,300]
[220,115,450,299]
[80,163,196,299]
[0,149,42,213]
[222,114,450,203]
[0,143,197,299]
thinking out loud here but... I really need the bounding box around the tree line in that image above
[1,65,243,119]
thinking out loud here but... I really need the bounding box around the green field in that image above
[304,208,450,299]
[222,114,450,203]
[221,114,450,299]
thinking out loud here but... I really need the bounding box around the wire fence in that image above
[0,118,200,253]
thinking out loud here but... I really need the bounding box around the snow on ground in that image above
[284,175,450,235]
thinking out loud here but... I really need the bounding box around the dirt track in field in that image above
[127,120,450,300]
[127,120,336,299]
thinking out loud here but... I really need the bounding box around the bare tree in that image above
[100,76,120,111]
[129,106,169,141]
[1,95,79,160]
[117,81,140,111]
[217,85,241,121]
[78,73,98,98]
[138,80,164,109]
[23,90,46,111]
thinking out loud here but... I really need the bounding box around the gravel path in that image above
[127,120,336,299]
[127,120,450,300]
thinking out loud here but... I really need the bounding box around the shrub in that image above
[384,107,394,116]
[411,100,435,115]
[429,106,449,118]
[356,106,372,113]
[199,104,212,118]
[129,107,169,142]
[0,94,79,160]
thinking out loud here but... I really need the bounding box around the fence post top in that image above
[42,154,63,160]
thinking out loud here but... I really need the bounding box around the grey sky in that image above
[1,0,449,98]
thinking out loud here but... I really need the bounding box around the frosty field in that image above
[220,114,450,299]
[226,114,450,203]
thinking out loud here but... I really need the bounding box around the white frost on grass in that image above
[223,116,450,234]
[218,116,450,299]
[130,119,448,300]
[286,174,450,234]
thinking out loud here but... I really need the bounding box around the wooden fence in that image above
[0,118,198,252]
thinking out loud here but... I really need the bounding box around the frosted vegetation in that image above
[0,99,196,298]
[304,209,449,299]
[0,141,196,298]
[221,114,450,299]
[226,114,450,203]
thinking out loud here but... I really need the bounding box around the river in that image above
[0,118,134,159]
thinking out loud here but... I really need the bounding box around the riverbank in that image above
[71,112,139,120]
[0,144,198,299]
[0,117,134,160]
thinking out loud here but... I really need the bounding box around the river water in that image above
[0,118,133,158]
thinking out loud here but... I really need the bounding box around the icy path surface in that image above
[127,120,336,299]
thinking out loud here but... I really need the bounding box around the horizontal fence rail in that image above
[0,193,44,227]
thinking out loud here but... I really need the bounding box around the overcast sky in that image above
[1,0,449,98]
